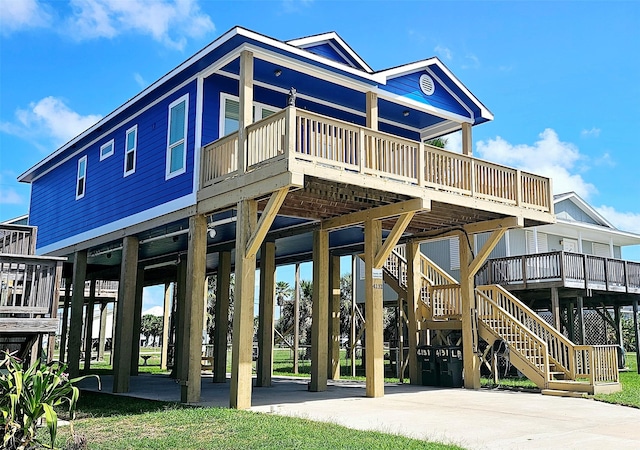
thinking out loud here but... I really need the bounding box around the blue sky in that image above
[1,0,639,311]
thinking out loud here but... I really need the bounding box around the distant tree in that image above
[141,314,163,346]
[425,137,448,149]
[276,281,292,306]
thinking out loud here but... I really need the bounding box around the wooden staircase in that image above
[383,245,622,395]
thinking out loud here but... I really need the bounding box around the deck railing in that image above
[477,251,640,294]
[59,279,119,298]
[0,255,63,317]
[0,224,36,255]
[200,107,553,212]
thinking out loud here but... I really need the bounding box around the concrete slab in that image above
[79,375,640,449]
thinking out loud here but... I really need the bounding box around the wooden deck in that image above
[477,251,640,294]
[198,107,553,228]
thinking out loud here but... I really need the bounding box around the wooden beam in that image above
[131,266,144,376]
[366,91,378,131]
[406,240,420,385]
[245,188,288,259]
[463,216,523,235]
[364,219,384,397]
[373,212,415,269]
[310,229,329,391]
[461,122,472,156]
[83,279,96,372]
[257,241,276,387]
[181,214,207,403]
[67,250,87,378]
[213,251,231,383]
[113,236,139,393]
[238,50,253,174]
[230,199,257,409]
[467,228,508,278]
[322,198,429,231]
[551,287,560,330]
[160,283,171,370]
[328,255,341,380]
[459,233,480,389]
[173,258,187,381]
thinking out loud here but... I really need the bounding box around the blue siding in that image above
[303,42,358,68]
[555,199,600,225]
[381,71,471,118]
[31,81,197,249]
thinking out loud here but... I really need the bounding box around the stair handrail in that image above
[476,288,550,383]
[476,284,575,379]
[420,253,459,286]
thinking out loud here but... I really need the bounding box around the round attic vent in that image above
[419,74,435,96]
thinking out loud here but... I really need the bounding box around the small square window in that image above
[100,139,114,161]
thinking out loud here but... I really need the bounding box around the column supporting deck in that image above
[214,251,231,383]
[257,241,276,387]
[67,250,87,378]
[364,219,384,397]
[406,240,421,384]
[310,229,329,391]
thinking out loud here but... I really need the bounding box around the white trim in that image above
[420,120,460,141]
[287,32,373,73]
[75,156,87,200]
[193,76,204,196]
[379,57,493,121]
[165,93,189,180]
[123,125,138,177]
[374,87,473,124]
[425,67,474,119]
[555,192,615,229]
[293,38,359,70]
[505,230,511,257]
[99,139,114,161]
[36,193,196,255]
[219,92,279,136]
[28,78,198,184]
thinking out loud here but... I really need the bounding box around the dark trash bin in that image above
[417,345,439,386]
[438,346,463,388]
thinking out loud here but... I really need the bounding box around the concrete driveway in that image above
[82,375,640,449]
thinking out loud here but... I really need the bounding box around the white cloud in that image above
[461,54,480,69]
[476,128,597,200]
[133,72,147,88]
[434,45,453,61]
[68,0,215,50]
[0,0,51,35]
[581,127,601,138]
[0,188,23,205]
[142,306,164,316]
[594,206,640,234]
[1,96,101,148]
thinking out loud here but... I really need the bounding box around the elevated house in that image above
[16,26,618,408]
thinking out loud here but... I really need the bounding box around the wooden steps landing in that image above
[541,389,588,398]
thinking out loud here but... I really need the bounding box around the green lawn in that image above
[45,391,462,449]
[594,352,640,408]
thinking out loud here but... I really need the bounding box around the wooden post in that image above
[364,219,384,397]
[461,122,472,156]
[238,50,254,175]
[551,287,561,331]
[160,282,171,370]
[230,199,258,409]
[633,299,640,375]
[459,233,480,389]
[214,251,231,383]
[310,229,329,391]
[130,267,144,376]
[366,91,378,131]
[67,250,87,378]
[173,258,187,379]
[567,301,575,343]
[83,279,96,371]
[328,255,341,380]
[59,278,72,362]
[180,214,207,403]
[614,306,623,349]
[47,262,63,362]
[351,256,357,377]
[113,236,139,393]
[97,302,107,361]
[293,263,300,374]
[577,296,586,345]
[257,241,276,387]
[406,240,420,385]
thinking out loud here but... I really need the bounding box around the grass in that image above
[481,376,538,390]
[44,391,462,449]
[593,352,640,408]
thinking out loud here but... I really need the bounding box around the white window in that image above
[166,94,189,179]
[562,238,579,253]
[124,125,137,176]
[219,93,277,136]
[100,139,114,161]
[593,243,611,258]
[76,156,87,200]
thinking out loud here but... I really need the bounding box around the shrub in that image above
[0,352,99,449]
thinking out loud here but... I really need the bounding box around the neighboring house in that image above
[21,26,618,406]
[423,192,640,346]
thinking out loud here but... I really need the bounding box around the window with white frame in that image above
[220,93,277,136]
[76,156,87,199]
[124,125,137,176]
[166,94,189,179]
[100,139,114,161]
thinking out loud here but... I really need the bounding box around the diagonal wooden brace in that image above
[245,188,288,259]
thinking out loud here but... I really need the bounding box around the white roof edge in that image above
[286,32,373,73]
[554,192,615,229]
[377,58,494,121]
[374,88,473,124]
[553,218,640,243]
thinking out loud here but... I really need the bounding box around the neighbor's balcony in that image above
[477,251,640,294]
[200,106,552,213]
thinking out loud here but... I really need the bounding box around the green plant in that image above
[0,352,100,450]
